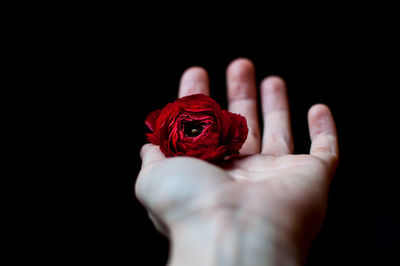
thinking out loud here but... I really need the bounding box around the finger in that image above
[308,104,339,170]
[140,143,166,168]
[226,58,260,154]
[261,76,294,155]
[178,67,210,98]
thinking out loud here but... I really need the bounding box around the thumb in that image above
[140,143,166,168]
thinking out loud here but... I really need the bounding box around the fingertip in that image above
[227,57,255,76]
[307,104,336,138]
[260,75,289,116]
[140,143,166,167]
[181,66,208,80]
[179,66,210,97]
[308,104,332,121]
[226,58,257,102]
[140,143,154,159]
[261,75,286,94]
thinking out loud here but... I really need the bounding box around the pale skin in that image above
[135,58,339,266]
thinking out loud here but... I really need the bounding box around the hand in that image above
[135,58,339,265]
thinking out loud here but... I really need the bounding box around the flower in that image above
[145,94,248,162]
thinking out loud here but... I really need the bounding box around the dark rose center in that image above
[184,123,204,137]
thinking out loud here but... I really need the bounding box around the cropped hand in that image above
[135,58,338,265]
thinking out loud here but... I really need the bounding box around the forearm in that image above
[167,209,303,266]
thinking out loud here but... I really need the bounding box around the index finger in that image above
[178,67,210,98]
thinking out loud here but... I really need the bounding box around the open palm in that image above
[135,59,338,254]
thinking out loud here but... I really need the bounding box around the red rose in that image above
[145,94,248,162]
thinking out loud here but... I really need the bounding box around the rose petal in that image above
[145,109,162,132]
[145,94,248,162]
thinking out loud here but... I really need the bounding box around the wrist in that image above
[168,209,303,266]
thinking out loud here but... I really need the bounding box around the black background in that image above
[9,6,399,265]
[47,26,399,264]
[102,49,398,265]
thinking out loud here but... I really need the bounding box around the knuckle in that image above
[312,150,339,173]
[262,140,291,155]
[140,144,151,157]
